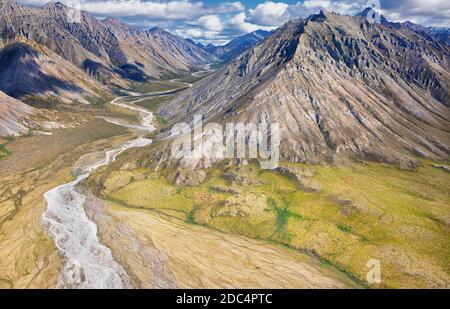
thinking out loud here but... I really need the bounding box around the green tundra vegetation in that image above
[0,138,12,160]
[88,158,450,288]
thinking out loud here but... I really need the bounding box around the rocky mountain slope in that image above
[101,18,216,79]
[0,0,213,100]
[159,11,450,168]
[0,90,35,136]
[207,30,270,62]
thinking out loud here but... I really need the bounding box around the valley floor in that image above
[0,115,356,288]
[0,117,131,288]
[0,77,449,289]
[89,159,450,288]
[85,191,356,288]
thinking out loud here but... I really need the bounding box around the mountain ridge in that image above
[0,0,214,101]
[155,11,450,168]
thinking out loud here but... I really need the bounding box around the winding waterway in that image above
[41,80,192,288]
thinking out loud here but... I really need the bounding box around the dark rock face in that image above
[116,63,149,82]
[160,12,450,166]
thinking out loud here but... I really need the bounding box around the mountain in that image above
[158,11,450,168]
[206,30,270,62]
[203,43,217,54]
[0,0,214,101]
[356,8,449,45]
[186,38,205,49]
[402,22,450,46]
[0,40,109,103]
[101,20,216,79]
[0,90,35,136]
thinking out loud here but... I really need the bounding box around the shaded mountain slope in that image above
[0,40,109,103]
[160,11,450,167]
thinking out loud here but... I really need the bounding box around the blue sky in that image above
[19,1,450,45]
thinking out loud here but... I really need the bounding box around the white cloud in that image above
[289,0,365,18]
[198,15,223,32]
[228,12,275,33]
[20,0,245,21]
[175,27,230,45]
[302,0,332,10]
[217,1,245,12]
[380,0,450,26]
[81,0,205,20]
[248,1,289,26]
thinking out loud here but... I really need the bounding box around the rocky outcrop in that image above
[168,168,206,187]
[276,166,321,192]
[213,193,268,217]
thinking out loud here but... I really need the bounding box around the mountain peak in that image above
[149,26,164,33]
[309,10,327,22]
[104,16,119,23]
[162,10,450,166]
[356,7,389,24]
[203,28,270,61]
[43,1,67,10]
[356,7,372,17]
[186,38,204,48]
[0,0,23,12]
[102,16,130,29]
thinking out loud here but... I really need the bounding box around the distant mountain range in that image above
[401,22,450,46]
[156,10,449,168]
[0,0,215,103]
[204,30,270,62]
[356,7,449,45]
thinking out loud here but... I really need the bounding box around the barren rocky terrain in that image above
[158,11,449,168]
